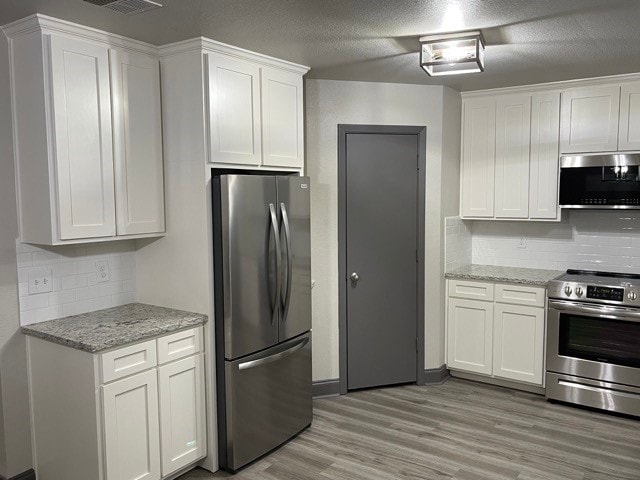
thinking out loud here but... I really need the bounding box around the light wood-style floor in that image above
[178,378,640,480]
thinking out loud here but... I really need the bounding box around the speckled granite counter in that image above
[21,303,207,353]
[445,265,563,287]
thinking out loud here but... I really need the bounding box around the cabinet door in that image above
[529,92,560,219]
[207,53,261,165]
[158,354,205,477]
[49,34,116,240]
[447,297,493,375]
[560,85,620,153]
[461,97,496,218]
[618,82,640,151]
[102,369,161,480]
[261,67,304,168]
[495,94,531,218]
[110,49,165,235]
[493,303,545,385]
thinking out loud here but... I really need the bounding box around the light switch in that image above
[95,260,110,283]
[28,269,53,295]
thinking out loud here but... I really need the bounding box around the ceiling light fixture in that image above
[83,0,163,15]
[419,30,485,76]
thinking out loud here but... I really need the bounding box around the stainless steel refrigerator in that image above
[212,174,312,472]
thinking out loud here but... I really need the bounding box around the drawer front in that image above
[448,280,494,301]
[495,284,545,307]
[100,340,157,384]
[158,327,203,365]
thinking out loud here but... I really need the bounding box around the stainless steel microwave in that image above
[559,154,640,209]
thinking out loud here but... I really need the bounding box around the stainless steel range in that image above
[546,270,640,416]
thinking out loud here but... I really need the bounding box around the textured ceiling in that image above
[2,0,640,91]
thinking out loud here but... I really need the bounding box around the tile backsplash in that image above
[444,217,472,272]
[466,210,640,273]
[16,240,137,325]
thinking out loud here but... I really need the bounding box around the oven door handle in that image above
[548,299,640,322]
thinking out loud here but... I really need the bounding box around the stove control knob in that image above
[575,286,583,297]
[629,291,637,301]
[564,285,573,296]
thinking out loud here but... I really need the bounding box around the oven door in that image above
[547,299,640,387]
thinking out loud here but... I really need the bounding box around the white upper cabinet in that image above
[110,49,165,236]
[201,43,309,170]
[529,92,561,219]
[618,81,640,151]
[207,53,262,166]
[560,85,620,153]
[461,97,496,218]
[4,15,165,245]
[495,94,531,219]
[261,67,304,168]
[461,94,559,222]
[49,35,116,240]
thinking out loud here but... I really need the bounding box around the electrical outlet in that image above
[28,269,53,295]
[518,236,527,249]
[95,260,110,283]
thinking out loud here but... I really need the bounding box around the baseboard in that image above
[450,370,546,395]
[312,378,340,398]
[424,364,450,385]
[1,469,36,480]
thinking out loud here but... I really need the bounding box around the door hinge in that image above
[416,337,419,352]
[416,249,419,263]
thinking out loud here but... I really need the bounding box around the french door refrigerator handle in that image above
[269,203,282,325]
[237,336,309,370]
[280,202,293,322]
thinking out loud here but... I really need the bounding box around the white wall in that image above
[470,211,640,272]
[135,51,210,316]
[305,79,461,381]
[435,86,462,368]
[0,31,33,478]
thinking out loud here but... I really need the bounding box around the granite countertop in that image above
[445,264,563,287]
[21,303,208,353]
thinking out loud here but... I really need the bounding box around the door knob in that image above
[350,272,360,282]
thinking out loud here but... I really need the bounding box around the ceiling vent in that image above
[83,0,163,15]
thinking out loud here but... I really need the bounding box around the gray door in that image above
[346,133,418,390]
[219,175,279,359]
[277,176,312,342]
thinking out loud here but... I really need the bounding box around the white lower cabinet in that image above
[27,327,206,480]
[159,354,206,476]
[103,370,162,480]
[447,298,493,375]
[446,280,546,387]
[493,303,545,385]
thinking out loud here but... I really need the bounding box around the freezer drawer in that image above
[221,332,312,471]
